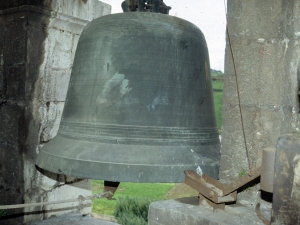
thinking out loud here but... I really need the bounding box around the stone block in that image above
[40,101,64,142]
[220,103,286,181]
[2,64,26,100]
[221,0,300,195]
[50,0,111,22]
[40,69,71,102]
[227,0,283,39]
[0,0,111,20]
[148,197,268,225]
[2,17,27,64]
[26,12,49,65]
[223,40,288,107]
[0,143,24,203]
[0,104,25,224]
[45,29,74,70]
[0,1,111,224]
[29,213,118,225]
[0,103,27,146]
[26,63,42,100]
[0,1,43,10]
[43,179,91,218]
[281,2,300,39]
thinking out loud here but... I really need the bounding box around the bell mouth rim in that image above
[36,134,220,183]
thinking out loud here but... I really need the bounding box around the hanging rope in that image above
[0,192,110,210]
[223,0,253,175]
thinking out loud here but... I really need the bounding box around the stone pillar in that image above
[0,1,111,224]
[220,0,300,198]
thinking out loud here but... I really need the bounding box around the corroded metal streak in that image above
[255,203,271,225]
[185,170,220,202]
[185,166,261,198]
[185,170,238,212]
[199,194,225,212]
[184,166,260,212]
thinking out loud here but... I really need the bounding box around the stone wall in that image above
[0,1,111,224]
[220,0,300,196]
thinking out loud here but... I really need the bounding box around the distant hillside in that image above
[211,69,224,76]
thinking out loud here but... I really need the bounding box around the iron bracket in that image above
[184,166,261,211]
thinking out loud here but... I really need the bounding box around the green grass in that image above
[92,180,175,216]
[238,168,248,178]
[212,79,224,90]
[213,91,223,130]
[212,74,224,131]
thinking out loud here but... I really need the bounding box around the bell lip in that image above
[36,134,220,183]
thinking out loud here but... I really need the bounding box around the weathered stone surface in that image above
[0,88,27,225]
[220,0,300,190]
[226,1,284,40]
[0,0,111,21]
[271,132,300,224]
[39,101,64,142]
[148,197,270,225]
[0,1,111,224]
[29,213,119,225]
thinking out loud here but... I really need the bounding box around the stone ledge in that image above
[29,213,119,225]
[148,197,271,225]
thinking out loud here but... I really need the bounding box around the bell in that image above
[36,4,220,182]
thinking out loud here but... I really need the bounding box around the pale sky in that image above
[100,0,227,72]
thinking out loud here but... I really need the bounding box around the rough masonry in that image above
[0,1,111,224]
[220,0,300,200]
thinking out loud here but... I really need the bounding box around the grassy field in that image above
[212,72,224,131]
[213,91,223,131]
[92,180,175,216]
[212,78,224,131]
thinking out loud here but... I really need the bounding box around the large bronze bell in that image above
[36,2,220,182]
